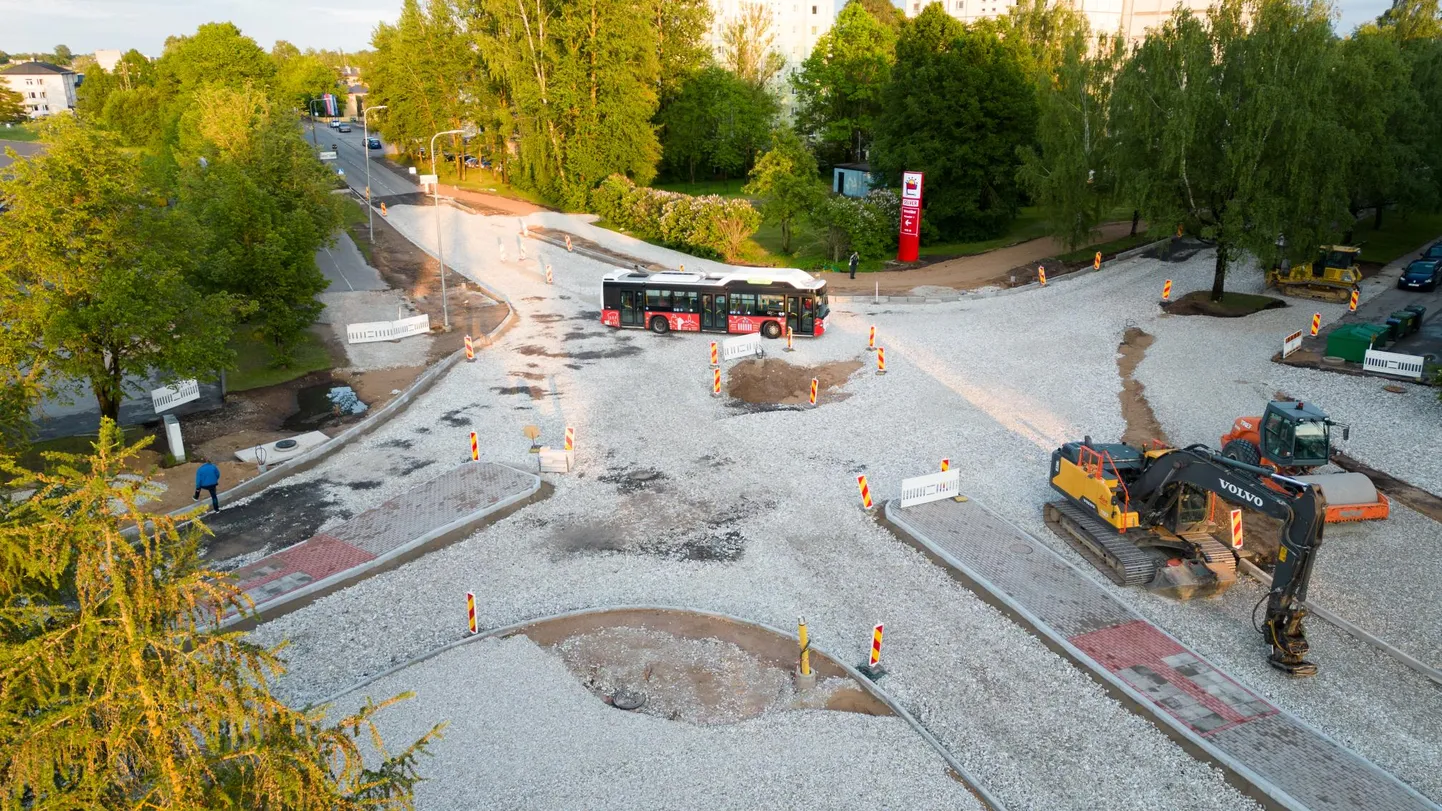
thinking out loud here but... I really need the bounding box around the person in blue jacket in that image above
[193,461,222,512]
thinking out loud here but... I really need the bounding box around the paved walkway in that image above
[886,497,1438,811]
[221,462,540,626]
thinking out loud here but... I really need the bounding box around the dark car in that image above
[1422,241,1442,261]
[367,137,382,149]
[338,124,352,133]
[462,155,481,168]
[1398,259,1442,291]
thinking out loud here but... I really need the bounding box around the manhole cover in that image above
[1009,542,1034,555]
[612,688,647,711]
[275,439,299,450]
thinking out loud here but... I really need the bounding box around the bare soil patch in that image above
[1162,290,1287,318]
[1116,328,1169,448]
[727,358,863,405]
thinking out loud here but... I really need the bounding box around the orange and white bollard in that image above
[868,325,877,351]
[785,326,795,352]
[545,264,553,285]
[464,334,475,361]
[380,202,388,217]
[1093,252,1102,271]
[519,218,528,237]
[941,458,950,472]
[876,346,886,375]
[1348,288,1359,312]
[1176,223,1183,237]
[1038,266,1047,286]
[466,591,478,634]
[1310,312,1321,337]
[519,242,528,261]
[1229,509,1244,550]
[1162,279,1173,302]
[809,377,818,406]
[565,234,573,252]
[564,426,575,452]
[857,475,873,510]
[469,431,479,462]
[712,367,721,397]
[709,341,719,368]
[858,623,885,679]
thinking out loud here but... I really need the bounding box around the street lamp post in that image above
[307,99,322,146]
[362,104,388,243]
[430,128,465,331]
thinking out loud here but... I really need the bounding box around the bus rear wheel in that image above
[761,321,782,339]
[649,316,670,334]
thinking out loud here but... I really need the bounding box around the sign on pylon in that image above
[876,346,886,375]
[464,334,475,361]
[809,377,818,406]
[469,431,479,461]
[545,264,553,285]
[1229,509,1244,550]
[785,326,795,352]
[1093,252,1102,271]
[709,341,719,368]
[1310,312,1321,337]
[856,475,873,509]
[565,234,573,252]
[712,367,721,397]
[466,591,478,634]
[1038,266,1047,286]
[868,325,877,351]
[1162,279,1173,301]
[1348,288,1359,312]
[858,623,886,680]
[941,458,950,472]
[564,426,575,452]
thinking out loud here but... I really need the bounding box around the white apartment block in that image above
[1,62,78,118]
[708,0,837,107]
[904,0,1210,42]
[94,49,124,72]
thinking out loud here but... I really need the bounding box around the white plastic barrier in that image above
[899,469,961,507]
[1363,348,1425,380]
[1282,330,1303,359]
[722,333,763,362]
[347,314,431,344]
[151,379,200,413]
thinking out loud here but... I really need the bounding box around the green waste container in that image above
[1389,310,1419,337]
[1404,303,1427,322]
[1325,325,1379,362]
[1358,322,1391,348]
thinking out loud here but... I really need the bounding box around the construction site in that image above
[197,198,1442,811]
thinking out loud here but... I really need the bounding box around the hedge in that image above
[591,175,761,261]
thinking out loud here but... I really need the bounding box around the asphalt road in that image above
[0,139,43,171]
[307,122,418,199]
[317,232,387,292]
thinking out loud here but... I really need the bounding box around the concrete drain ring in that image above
[612,688,647,711]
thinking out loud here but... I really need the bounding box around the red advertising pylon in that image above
[1348,288,1359,312]
[857,475,873,509]
[1038,266,1047,286]
[709,341,719,368]
[876,346,886,375]
[868,325,877,351]
[1310,312,1321,337]
[1229,509,1244,550]
[466,591,478,634]
[564,426,575,452]
[809,377,818,406]
[1162,280,1173,301]
[469,431,479,462]
[712,367,721,397]
[464,334,475,361]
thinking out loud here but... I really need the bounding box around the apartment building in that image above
[1,61,78,118]
[905,0,1210,42]
[708,0,837,108]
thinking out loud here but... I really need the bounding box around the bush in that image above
[589,175,760,261]
[808,189,900,261]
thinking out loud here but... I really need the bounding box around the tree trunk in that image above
[1210,243,1228,303]
[1373,206,1383,230]
[94,380,122,424]
[781,220,791,253]
[1130,209,1140,236]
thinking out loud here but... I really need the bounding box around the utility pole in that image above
[430,128,464,331]
[362,104,388,243]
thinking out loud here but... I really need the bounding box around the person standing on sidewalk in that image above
[848,251,860,279]
[194,462,221,512]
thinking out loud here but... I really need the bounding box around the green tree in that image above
[0,118,242,423]
[275,52,342,112]
[0,85,24,124]
[872,5,1038,240]
[74,65,118,119]
[660,67,777,181]
[157,22,276,94]
[744,128,824,252]
[649,0,713,97]
[792,0,897,164]
[369,0,479,172]
[101,85,167,147]
[51,44,73,64]
[0,422,444,808]
[855,0,906,29]
[721,2,787,89]
[1109,0,1348,301]
[1374,0,1441,39]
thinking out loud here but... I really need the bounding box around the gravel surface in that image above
[317,289,433,371]
[245,203,1441,808]
[331,635,983,811]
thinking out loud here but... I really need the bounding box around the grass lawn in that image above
[227,327,337,392]
[915,207,1052,258]
[652,178,750,198]
[1350,210,1442,265]
[390,156,552,208]
[10,426,156,478]
[339,198,375,264]
[0,122,42,142]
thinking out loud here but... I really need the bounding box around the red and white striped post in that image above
[712,367,721,397]
[858,623,886,679]
[545,264,553,285]
[1348,288,1359,312]
[1162,279,1173,302]
[564,426,575,452]
[785,326,795,352]
[1229,509,1244,549]
[1310,312,1321,337]
[469,431,479,462]
[709,341,719,368]
[867,325,877,351]
[941,458,950,472]
[466,591,478,634]
[857,475,873,510]
[464,334,475,361]
[1038,265,1047,286]
[565,234,573,252]
[876,346,887,375]
[809,377,818,406]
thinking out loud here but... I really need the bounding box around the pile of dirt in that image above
[727,358,863,405]
[1116,328,1169,448]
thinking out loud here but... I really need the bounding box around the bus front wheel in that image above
[761,321,782,339]
[649,316,670,334]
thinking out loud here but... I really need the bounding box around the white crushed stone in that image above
[316,289,433,371]
[247,203,1440,809]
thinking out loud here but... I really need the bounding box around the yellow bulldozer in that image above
[1266,245,1363,302]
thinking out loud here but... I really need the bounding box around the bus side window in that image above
[732,293,756,315]
[759,294,784,315]
[680,291,698,313]
[646,289,672,311]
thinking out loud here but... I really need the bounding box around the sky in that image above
[1,0,1399,59]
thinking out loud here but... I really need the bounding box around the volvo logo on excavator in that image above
[1218,478,1264,507]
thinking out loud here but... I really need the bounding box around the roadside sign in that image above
[1282,330,1303,358]
[318,151,338,160]
[419,173,438,186]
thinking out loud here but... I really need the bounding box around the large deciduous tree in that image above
[792,0,897,164]
[660,66,778,182]
[649,0,714,97]
[871,5,1038,240]
[0,118,241,422]
[744,128,825,252]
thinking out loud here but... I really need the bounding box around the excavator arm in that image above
[1128,445,1327,676]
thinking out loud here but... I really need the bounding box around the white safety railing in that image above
[899,469,961,507]
[347,314,431,345]
[721,333,764,362]
[1363,348,1425,380]
[151,379,200,414]
[1281,330,1303,359]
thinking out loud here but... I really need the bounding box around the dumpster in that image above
[1355,323,1391,351]
[1403,303,1427,322]
[1326,324,1380,362]
[1381,318,1402,344]
[1389,310,1419,337]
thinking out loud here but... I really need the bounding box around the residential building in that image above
[94,49,124,72]
[707,0,837,112]
[1,61,78,118]
[904,0,1210,42]
[344,83,368,118]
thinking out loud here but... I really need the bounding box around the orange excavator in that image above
[1220,400,1388,523]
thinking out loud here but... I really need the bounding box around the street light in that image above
[430,128,465,331]
[307,99,323,146]
[362,104,388,242]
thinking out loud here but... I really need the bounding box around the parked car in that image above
[462,155,481,168]
[1398,259,1442,291]
[328,120,341,129]
[367,137,382,149]
[338,124,352,133]
[1422,241,1442,261]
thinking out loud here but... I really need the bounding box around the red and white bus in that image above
[600,267,828,338]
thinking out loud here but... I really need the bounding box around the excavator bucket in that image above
[1296,472,1390,522]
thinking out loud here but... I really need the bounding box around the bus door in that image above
[798,296,816,334]
[701,293,728,332]
[620,290,643,326]
[785,296,801,335]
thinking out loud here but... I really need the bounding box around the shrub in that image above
[589,174,760,261]
[807,190,900,262]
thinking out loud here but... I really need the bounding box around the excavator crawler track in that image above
[1044,500,1159,587]
[1178,531,1237,581]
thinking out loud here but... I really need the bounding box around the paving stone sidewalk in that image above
[886,497,1439,811]
[223,462,540,625]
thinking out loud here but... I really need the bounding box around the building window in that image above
[24,79,33,85]
[811,4,816,11]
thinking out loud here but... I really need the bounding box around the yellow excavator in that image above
[1266,245,1363,302]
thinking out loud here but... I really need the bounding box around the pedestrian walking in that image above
[848,251,859,279]
[194,461,221,512]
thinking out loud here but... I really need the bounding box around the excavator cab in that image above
[1311,246,1361,280]
[1256,400,1343,469]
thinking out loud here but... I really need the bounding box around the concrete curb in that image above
[832,255,1149,308]
[310,604,1008,811]
[219,466,541,630]
[526,229,664,271]
[884,498,1441,811]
